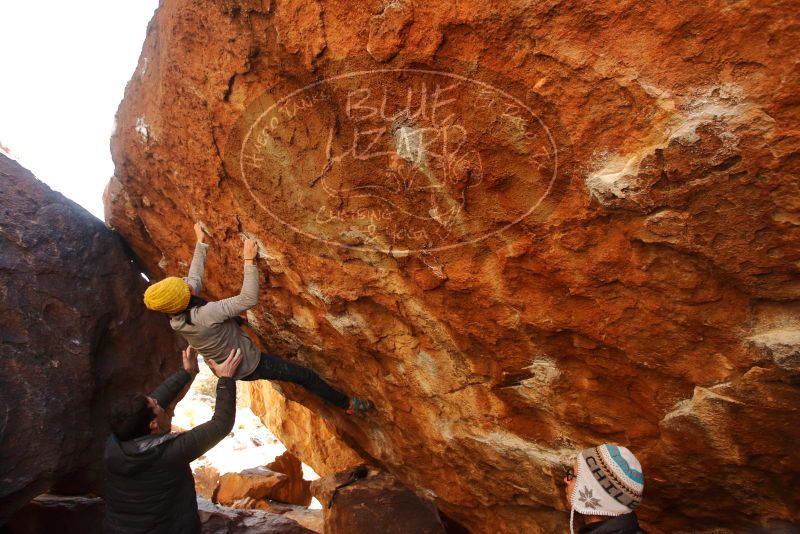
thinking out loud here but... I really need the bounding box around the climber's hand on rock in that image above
[243,239,258,263]
[194,222,206,243]
[182,346,199,377]
[209,348,242,378]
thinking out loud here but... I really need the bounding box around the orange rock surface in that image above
[249,383,364,476]
[215,468,288,505]
[107,1,800,532]
[214,455,311,507]
[266,451,313,506]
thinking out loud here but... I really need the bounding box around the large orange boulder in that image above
[0,155,177,523]
[107,1,800,532]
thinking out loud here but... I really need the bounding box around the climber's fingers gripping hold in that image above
[243,239,258,263]
[194,221,206,243]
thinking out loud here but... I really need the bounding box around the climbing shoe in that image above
[346,396,374,415]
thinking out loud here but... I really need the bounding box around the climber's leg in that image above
[242,352,350,409]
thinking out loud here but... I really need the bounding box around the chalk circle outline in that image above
[238,68,561,255]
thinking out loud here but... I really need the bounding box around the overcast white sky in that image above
[0,1,159,219]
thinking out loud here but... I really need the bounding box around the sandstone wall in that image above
[248,383,364,476]
[0,154,178,522]
[106,1,800,532]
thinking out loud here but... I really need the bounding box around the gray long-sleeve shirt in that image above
[169,242,261,379]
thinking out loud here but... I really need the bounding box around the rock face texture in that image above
[215,468,289,506]
[5,495,105,534]
[8,494,316,534]
[215,463,311,507]
[198,498,316,534]
[266,451,313,506]
[226,498,323,533]
[249,383,364,476]
[311,468,446,534]
[0,154,177,522]
[107,1,800,532]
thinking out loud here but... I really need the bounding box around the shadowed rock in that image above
[311,468,446,534]
[0,154,177,522]
[198,497,316,534]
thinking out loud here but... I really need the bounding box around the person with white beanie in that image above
[564,444,647,534]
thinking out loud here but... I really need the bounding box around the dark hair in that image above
[183,295,208,325]
[107,393,153,441]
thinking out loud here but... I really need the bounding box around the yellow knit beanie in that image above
[143,277,191,314]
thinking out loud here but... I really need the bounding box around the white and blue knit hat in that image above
[569,444,644,534]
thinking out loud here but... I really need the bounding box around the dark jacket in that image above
[579,512,646,534]
[103,369,235,533]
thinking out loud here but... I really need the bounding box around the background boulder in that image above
[311,468,446,534]
[0,154,177,523]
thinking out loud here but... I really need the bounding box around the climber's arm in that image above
[161,377,236,463]
[185,222,208,294]
[160,350,240,464]
[194,239,259,325]
[148,370,191,409]
[148,347,199,409]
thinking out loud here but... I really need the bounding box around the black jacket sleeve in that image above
[160,377,236,465]
[149,369,191,408]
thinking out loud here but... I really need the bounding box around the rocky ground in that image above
[175,358,324,531]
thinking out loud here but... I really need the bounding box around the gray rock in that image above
[198,498,316,533]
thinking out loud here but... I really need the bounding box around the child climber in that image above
[142,222,373,415]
